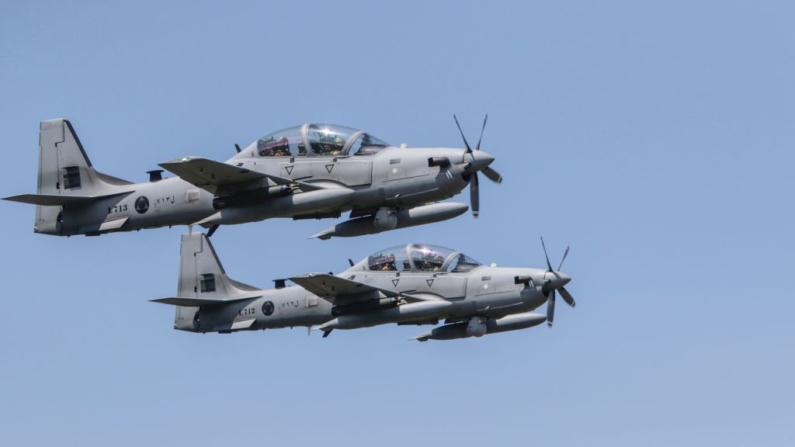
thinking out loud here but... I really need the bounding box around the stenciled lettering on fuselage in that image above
[154,196,176,206]
[281,300,300,309]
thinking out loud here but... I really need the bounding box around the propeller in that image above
[470,169,480,217]
[540,237,576,327]
[452,114,504,217]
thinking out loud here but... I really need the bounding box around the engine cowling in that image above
[466,317,487,337]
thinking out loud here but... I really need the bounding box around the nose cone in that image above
[556,272,571,287]
[558,272,571,286]
[545,271,571,289]
[468,150,495,172]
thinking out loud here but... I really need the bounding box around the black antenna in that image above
[146,170,164,182]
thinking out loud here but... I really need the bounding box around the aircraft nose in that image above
[468,150,495,172]
[557,272,571,287]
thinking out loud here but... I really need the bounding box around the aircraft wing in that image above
[159,157,268,194]
[289,273,424,305]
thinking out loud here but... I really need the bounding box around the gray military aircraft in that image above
[152,233,576,341]
[4,117,502,239]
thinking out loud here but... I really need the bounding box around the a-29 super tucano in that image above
[152,233,577,341]
[4,117,502,239]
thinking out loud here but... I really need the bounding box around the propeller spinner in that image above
[540,237,576,327]
[453,114,503,217]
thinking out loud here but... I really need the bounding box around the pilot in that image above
[332,136,345,155]
[431,254,444,272]
[273,137,290,156]
[381,253,396,271]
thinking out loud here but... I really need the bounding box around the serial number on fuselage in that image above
[107,195,177,215]
[238,300,300,316]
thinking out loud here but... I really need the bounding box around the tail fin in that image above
[151,233,261,331]
[176,232,259,300]
[38,118,132,193]
[152,233,261,305]
[30,119,133,234]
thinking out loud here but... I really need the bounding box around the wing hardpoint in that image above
[158,157,268,194]
[289,273,424,306]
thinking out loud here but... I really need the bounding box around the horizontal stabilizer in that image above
[150,295,260,307]
[159,157,267,194]
[3,191,132,207]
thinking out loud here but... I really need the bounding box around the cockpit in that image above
[233,124,391,159]
[364,244,482,273]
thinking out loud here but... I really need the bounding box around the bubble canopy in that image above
[365,244,482,273]
[233,124,391,159]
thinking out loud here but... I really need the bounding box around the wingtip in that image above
[309,231,332,240]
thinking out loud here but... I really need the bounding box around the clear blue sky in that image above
[1,1,793,445]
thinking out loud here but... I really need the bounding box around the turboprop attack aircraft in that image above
[152,233,577,341]
[4,117,502,239]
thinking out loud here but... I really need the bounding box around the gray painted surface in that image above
[152,234,576,341]
[5,118,501,239]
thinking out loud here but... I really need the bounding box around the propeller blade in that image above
[482,166,503,184]
[540,236,553,271]
[475,114,488,151]
[558,246,570,271]
[547,290,556,327]
[453,114,472,153]
[471,172,480,217]
[559,286,576,308]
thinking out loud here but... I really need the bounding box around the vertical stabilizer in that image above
[34,119,132,234]
[173,232,258,330]
[178,233,260,299]
[37,119,109,197]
